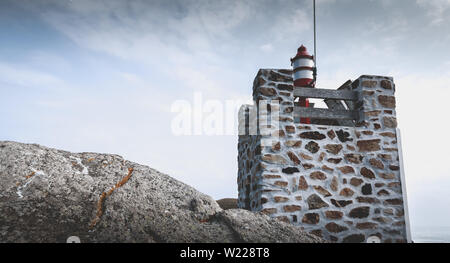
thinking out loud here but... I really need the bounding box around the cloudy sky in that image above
[1,0,450,238]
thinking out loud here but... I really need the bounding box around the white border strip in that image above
[293,58,314,68]
[293,70,313,80]
[396,128,412,243]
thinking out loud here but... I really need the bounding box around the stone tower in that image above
[237,68,411,243]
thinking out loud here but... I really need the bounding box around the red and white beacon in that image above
[291,45,316,124]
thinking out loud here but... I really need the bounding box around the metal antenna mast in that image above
[313,0,317,85]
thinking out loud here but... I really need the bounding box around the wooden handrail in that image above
[294,107,359,120]
[294,87,359,101]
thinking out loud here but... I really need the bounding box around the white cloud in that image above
[316,0,338,5]
[416,0,450,25]
[260,43,274,53]
[272,8,311,41]
[395,70,450,180]
[0,62,67,91]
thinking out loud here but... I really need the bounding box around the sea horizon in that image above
[412,226,450,243]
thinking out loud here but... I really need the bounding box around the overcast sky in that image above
[1,0,450,237]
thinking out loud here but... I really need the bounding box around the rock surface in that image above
[0,141,323,243]
[216,198,238,210]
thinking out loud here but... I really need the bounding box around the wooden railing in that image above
[293,81,360,126]
[294,107,359,120]
[293,87,358,101]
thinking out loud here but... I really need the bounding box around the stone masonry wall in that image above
[237,69,408,243]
